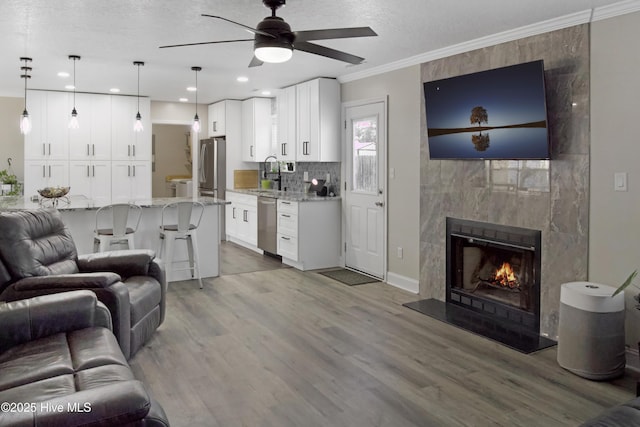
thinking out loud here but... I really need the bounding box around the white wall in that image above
[0,97,25,181]
[590,11,640,345]
[341,65,421,284]
[151,101,208,126]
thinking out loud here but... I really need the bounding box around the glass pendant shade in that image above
[134,112,144,132]
[192,114,200,133]
[20,110,31,135]
[254,46,293,63]
[68,108,79,129]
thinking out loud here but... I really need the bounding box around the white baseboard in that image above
[386,272,419,294]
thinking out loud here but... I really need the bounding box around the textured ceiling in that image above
[0,0,631,103]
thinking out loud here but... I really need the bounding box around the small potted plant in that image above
[0,169,21,196]
[612,270,639,305]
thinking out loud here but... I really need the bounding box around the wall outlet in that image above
[397,247,403,259]
[615,172,628,192]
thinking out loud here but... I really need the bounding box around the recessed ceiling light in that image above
[237,76,249,83]
[261,90,271,96]
[179,98,188,102]
[65,84,75,90]
[186,86,197,92]
[109,88,120,93]
[57,71,70,78]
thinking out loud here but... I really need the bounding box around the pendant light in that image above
[68,55,81,129]
[191,66,201,133]
[133,61,144,132]
[19,57,33,135]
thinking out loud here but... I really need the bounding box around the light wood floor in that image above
[129,242,638,427]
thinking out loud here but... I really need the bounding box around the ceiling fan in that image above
[159,0,377,67]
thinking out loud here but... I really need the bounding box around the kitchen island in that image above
[0,195,229,282]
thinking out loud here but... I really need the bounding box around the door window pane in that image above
[352,115,377,193]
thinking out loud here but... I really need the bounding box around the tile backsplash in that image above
[259,162,341,195]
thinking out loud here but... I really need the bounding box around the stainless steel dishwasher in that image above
[257,196,278,255]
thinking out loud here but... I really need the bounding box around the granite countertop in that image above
[0,195,229,211]
[227,188,341,202]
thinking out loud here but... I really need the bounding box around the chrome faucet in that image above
[263,155,282,191]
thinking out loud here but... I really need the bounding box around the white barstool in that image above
[93,203,142,252]
[157,201,205,288]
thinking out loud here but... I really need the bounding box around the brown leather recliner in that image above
[0,290,170,426]
[0,208,167,360]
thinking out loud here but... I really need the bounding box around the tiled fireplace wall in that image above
[419,24,589,339]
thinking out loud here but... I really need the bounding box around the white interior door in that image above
[344,100,386,279]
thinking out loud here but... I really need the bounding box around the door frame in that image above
[341,97,388,281]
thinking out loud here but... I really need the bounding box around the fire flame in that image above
[495,262,518,288]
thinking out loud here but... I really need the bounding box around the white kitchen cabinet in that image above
[242,98,274,162]
[277,198,341,270]
[111,161,151,202]
[276,85,297,161]
[24,90,70,161]
[208,101,226,137]
[69,160,111,204]
[68,94,111,161]
[225,191,258,249]
[111,96,151,161]
[295,78,340,162]
[24,160,69,197]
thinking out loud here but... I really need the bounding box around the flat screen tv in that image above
[423,60,550,160]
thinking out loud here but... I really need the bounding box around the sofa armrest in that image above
[10,273,121,291]
[0,290,102,353]
[77,249,156,279]
[0,381,155,427]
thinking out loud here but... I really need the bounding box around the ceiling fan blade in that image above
[249,56,264,67]
[159,39,254,49]
[294,27,377,42]
[294,41,365,65]
[202,14,276,38]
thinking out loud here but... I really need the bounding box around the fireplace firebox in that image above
[446,217,541,334]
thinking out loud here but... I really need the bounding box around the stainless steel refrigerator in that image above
[199,137,226,236]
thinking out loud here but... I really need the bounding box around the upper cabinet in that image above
[68,93,112,161]
[208,101,226,137]
[111,96,151,161]
[241,97,274,162]
[24,90,70,161]
[276,85,297,162]
[295,78,340,162]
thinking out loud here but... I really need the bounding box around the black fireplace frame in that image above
[446,217,542,335]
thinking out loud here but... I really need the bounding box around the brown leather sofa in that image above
[0,290,169,426]
[0,209,167,360]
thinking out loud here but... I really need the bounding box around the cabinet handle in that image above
[92,165,95,177]
[232,207,236,219]
[132,145,136,157]
[281,201,291,205]
[213,121,217,132]
[92,144,95,156]
[128,165,131,177]
[281,143,286,156]
[128,145,131,156]
[132,165,136,177]
[48,144,51,156]
[48,165,51,178]
[280,236,291,241]
[250,145,253,158]
[42,165,45,178]
[42,144,46,156]
[281,214,291,218]
[87,144,90,156]
[87,165,90,177]
[243,210,248,222]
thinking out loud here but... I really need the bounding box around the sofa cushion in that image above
[0,209,78,280]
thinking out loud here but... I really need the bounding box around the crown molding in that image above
[338,0,640,84]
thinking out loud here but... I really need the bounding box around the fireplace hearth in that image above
[404,217,556,354]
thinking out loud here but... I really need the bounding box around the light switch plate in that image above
[615,172,628,192]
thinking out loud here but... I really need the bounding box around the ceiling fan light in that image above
[255,46,292,63]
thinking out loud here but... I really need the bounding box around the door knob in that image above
[375,201,384,207]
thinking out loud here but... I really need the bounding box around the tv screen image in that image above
[423,60,550,160]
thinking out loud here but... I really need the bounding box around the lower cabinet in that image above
[111,161,151,203]
[68,161,111,204]
[24,160,69,198]
[277,199,341,270]
[225,191,258,248]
